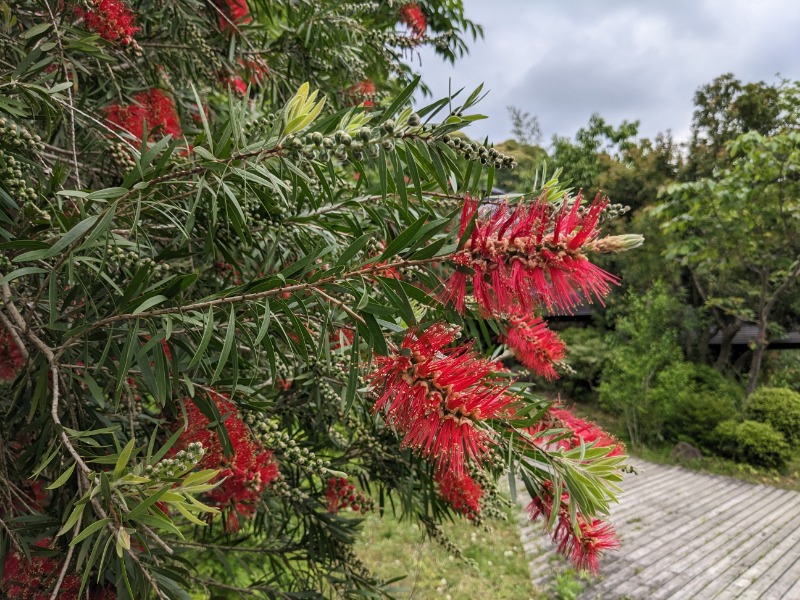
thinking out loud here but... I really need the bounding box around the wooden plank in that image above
[724,516,800,599]
[591,485,788,597]
[654,491,800,599]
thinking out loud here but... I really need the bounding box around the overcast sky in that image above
[411,0,800,145]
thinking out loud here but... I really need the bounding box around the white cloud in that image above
[410,0,800,145]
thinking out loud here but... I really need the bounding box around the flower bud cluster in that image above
[333,541,374,580]
[145,442,205,480]
[106,246,171,275]
[109,142,136,173]
[0,119,43,204]
[247,415,333,478]
[270,475,309,502]
[184,21,221,76]
[440,134,517,169]
[0,118,46,154]
[599,202,631,222]
[423,520,474,566]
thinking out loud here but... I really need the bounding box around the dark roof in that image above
[542,304,595,320]
[708,325,800,349]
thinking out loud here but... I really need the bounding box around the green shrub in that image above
[745,387,800,446]
[712,419,792,470]
[598,283,686,445]
[764,350,800,392]
[556,326,611,402]
[663,363,741,448]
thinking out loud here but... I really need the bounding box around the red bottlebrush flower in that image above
[325,477,374,513]
[1,539,83,599]
[75,0,139,45]
[441,194,620,315]
[348,80,376,107]
[0,329,24,382]
[503,313,566,380]
[217,0,252,30]
[530,406,625,457]
[173,390,279,521]
[436,470,483,519]
[226,75,248,95]
[527,485,619,573]
[104,88,182,144]
[369,323,516,476]
[399,3,427,38]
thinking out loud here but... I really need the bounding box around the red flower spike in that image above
[442,194,620,315]
[0,538,116,599]
[504,314,566,380]
[105,89,182,144]
[529,406,625,458]
[527,486,619,573]
[436,470,483,519]
[399,3,427,39]
[325,477,373,513]
[0,329,25,382]
[369,323,516,476]
[75,0,139,45]
[348,80,376,107]
[217,0,252,30]
[173,390,279,522]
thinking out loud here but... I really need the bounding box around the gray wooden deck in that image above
[517,458,800,599]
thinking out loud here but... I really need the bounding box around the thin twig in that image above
[55,256,444,356]
[313,287,366,325]
[49,511,82,600]
[0,516,22,554]
[42,0,81,189]
[0,309,29,360]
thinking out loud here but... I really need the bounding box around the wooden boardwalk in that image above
[517,458,800,599]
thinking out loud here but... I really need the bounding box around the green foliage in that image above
[556,326,610,402]
[550,113,640,195]
[662,363,741,448]
[712,420,792,470]
[0,1,634,596]
[550,568,592,600]
[598,283,686,446]
[744,387,800,446]
[764,350,800,392]
[658,124,800,393]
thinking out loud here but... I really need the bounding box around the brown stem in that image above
[48,511,82,600]
[55,256,444,357]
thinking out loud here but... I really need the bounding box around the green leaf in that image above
[132,294,168,315]
[22,22,51,39]
[379,214,428,261]
[114,438,136,479]
[0,266,48,285]
[57,502,85,537]
[47,463,76,490]
[211,309,236,384]
[125,486,173,521]
[70,518,111,546]
[343,328,360,415]
[382,76,420,119]
[47,215,100,256]
[188,307,214,369]
[336,233,372,267]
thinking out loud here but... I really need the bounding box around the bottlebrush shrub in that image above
[1,0,637,596]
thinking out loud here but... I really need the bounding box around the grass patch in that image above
[356,505,537,599]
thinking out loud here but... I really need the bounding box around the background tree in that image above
[659,128,800,396]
